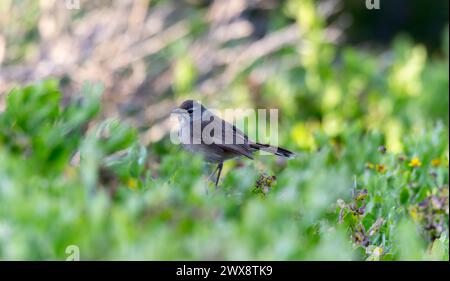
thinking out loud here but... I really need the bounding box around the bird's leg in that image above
[215,162,223,189]
[206,164,219,182]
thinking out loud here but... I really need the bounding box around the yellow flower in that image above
[355,189,368,201]
[376,164,386,173]
[373,246,383,256]
[408,157,422,168]
[127,178,138,190]
[409,206,422,222]
[365,162,374,169]
[431,158,441,167]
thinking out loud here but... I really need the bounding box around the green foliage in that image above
[0,79,447,260]
[0,1,448,261]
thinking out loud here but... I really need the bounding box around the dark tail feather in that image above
[250,143,296,159]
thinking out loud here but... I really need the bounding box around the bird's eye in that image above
[187,109,193,114]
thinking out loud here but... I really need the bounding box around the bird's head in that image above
[171,100,205,121]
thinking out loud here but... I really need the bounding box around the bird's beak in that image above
[171,107,184,115]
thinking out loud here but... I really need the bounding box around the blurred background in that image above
[1,0,448,143]
[0,0,448,260]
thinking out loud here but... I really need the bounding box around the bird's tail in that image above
[250,142,296,159]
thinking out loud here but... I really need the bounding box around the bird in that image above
[171,100,295,188]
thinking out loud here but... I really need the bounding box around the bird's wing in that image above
[200,114,254,159]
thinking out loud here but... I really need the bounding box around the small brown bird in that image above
[171,100,295,188]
